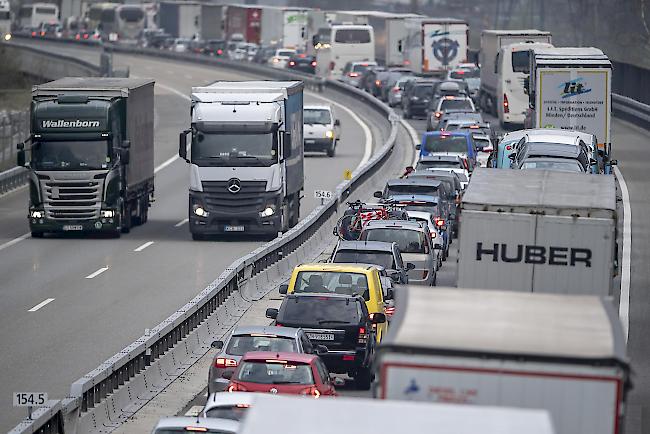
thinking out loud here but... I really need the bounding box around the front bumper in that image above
[304,138,334,152]
[29,215,119,233]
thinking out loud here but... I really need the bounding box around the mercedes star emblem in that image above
[269,387,278,394]
[227,178,241,194]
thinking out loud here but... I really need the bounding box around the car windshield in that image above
[450,68,479,78]
[423,135,468,154]
[362,228,427,254]
[521,159,584,172]
[205,405,250,421]
[414,85,433,98]
[293,271,370,300]
[281,297,361,323]
[192,131,278,166]
[226,334,297,356]
[333,250,395,269]
[32,140,110,170]
[236,361,314,385]
[512,51,530,73]
[304,109,331,125]
[440,99,473,111]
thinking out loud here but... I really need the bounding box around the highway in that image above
[2,40,649,434]
[0,40,395,430]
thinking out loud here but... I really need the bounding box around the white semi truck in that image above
[375,286,631,434]
[478,30,552,119]
[457,169,617,295]
[179,81,304,239]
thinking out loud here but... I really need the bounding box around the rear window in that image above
[440,99,473,111]
[334,29,371,43]
[512,51,530,73]
[352,64,372,72]
[119,7,144,22]
[414,85,433,98]
[450,68,479,78]
[416,160,462,169]
[35,7,56,14]
[226,335,297,356]
[281,297,361,323]
[386,184,438,196]
[293,271,369,300]
[333,250,394,269]
[205,405,250,421]
[362,228,427,254]
[236,361,314,385]
[423,135,468,154]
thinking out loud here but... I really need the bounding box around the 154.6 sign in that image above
[13,392,47,407]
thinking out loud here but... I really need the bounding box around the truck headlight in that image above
[259,205,276,217]
[325,130,334,139]
[4,34,11,41]
[193,204,209,217]
[30,210,44,219]
[100,210,115,218]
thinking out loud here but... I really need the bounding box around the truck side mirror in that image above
[283,132,292,159]
[523,77,530,95]
[16,146,26,167]
[179,129,190,162]
[279,284,289,294]
[120,148,130,164]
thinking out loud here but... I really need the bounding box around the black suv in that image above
[402,79,437,119]
[266,293,385,390]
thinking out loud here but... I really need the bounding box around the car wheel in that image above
[355,367,372,390]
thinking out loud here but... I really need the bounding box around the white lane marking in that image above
[85,267,109,279]
[134,241,154,252]
[174,218,189,227]
[0,232,30,252]
[155,154,180,174]
[308,93,372,168]
[614,165,632,342]
[401,118,421,167]
[28,298,55,312]
[184,405,204,417]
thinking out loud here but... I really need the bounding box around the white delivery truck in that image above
[375,286,631,434]
[259,6,310,50]
[527,47,614,173]
[402,17,469,75]
[241,394,555,434]
[478,30,552,116]
[457,169,617,295]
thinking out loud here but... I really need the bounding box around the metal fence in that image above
[0,110,28,172]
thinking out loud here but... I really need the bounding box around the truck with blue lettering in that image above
[457,169,617,296]
[401,18,468,75]
[179,81,303,239]
[17,78,155,237]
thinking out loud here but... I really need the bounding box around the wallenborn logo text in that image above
[42,120,101,128]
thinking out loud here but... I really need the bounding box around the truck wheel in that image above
[31,231,44,238]
[192,233,205,241]
[289,196,300,228]
[355,367,372,390]
[121,202,132,234]
[326,142,336,157]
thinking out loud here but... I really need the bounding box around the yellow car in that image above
[279,263,388,342]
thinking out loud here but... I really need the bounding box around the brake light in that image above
[483,146,494,152]
[435,218,445,227]
[227,382,247,392]
[273,57,280,63]
[342,355,355,361]
[31,31,37,36]
[375,79,381,86]
[444,96,455,100]
[300,386,321,398]
[299,53,306,58]
[40,31,45,36]
[217,49,223,55]
[348,72,359,77]
[392,87,400,93]
[75,34,80,40]
[358,326,368,344]
[503,93,509,113]
[83,33,89,39]
[311,60,317,67]
[185,427,208,432]
[430,231,437,238]
[215,357,238,368]
[385,306,395,317]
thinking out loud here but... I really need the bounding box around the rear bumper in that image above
[320,349,369,374]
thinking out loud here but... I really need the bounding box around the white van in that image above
[316,24,375,80]
[496,41,553,127]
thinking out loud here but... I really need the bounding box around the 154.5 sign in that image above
[13,392,47,407]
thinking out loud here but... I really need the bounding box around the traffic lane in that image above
[0,70,381,431]
[11,38,102,65]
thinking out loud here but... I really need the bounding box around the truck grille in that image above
[42,179,103,220]
[202,180,267,213]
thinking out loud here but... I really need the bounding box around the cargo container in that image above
[225,5,261,44]
[376,286,631,434]
[257,6,310,49]
[402,18,469,75]
[200,3,225,41]
[158,1,201,39]
[457,169,617,295]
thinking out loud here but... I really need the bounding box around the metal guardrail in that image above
[612,93,650,131]
[7,39,400,434]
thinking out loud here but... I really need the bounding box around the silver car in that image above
[387,76,416,107]
[208,325,323,394]
[360,220,438,286]
[151,417,239,434]
[405,210,444,268]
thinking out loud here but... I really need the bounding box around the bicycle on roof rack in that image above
[334,200,408,241]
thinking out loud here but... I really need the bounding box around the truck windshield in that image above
[192,131,278,167]
[31,140,110,170]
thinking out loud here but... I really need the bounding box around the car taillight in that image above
[75,34,80,40]
[40,31,45,36]
[375,79,381,86]
[300,386,321,398]
[215,357,238,368]
[31,31,37,36]
[83,33,89,39]
[217,49,223,55]
[435,111,442,118]
[385,306,395,317]
[435,217,445,227]
[503,93,509,113]
[349,72,359,77]
[227,382,247,392]
[93,34,100,39]
[358,326,368,344]
[342,355,355,361]
[311,60,317,67]
[430,231,437,238]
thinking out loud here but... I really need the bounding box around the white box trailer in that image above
[376,286,631,434]
[241,394,555,434]
[479,30,552,114]
[259,6,310,49]
[402,17,469,75]
[457,169,617,295]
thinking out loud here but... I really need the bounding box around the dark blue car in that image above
[418,131,476,168]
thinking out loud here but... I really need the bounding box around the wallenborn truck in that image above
[401,17,469,75]
[179,81,304,239]
[478,30,552,117]
[17,78,155,237]
[457,169,617,295]
[375,286,631,434]
[527,47,614,173]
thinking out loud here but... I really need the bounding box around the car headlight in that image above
[325,130,334,139]
[411,96,419,101]
[100,210,115,218]
[193,204,209,217]
[30,210,44,219]
[259,205,276,217]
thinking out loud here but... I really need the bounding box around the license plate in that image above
[224,225,245,232]
[305,140,316,144]
[307,333,334,341]
[62,225,83,231]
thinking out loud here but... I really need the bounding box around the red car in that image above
[225,351,337,398]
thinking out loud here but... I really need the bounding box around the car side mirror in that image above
[372,312,386,324]
[406,262,416,271]
[266,308,279,319]
[279,284,289,294]
[315,345,328,355]
[373,191,383,198]
[120,148,130,165]
[283,132,292,159]
[334,119,340,126]
[415,143,421,150]
[211,340,224,350]
[179,129,190,162]
[221,371,233,380]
